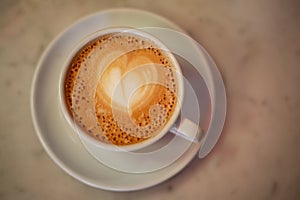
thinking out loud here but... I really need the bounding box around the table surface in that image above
[1,0,300,199]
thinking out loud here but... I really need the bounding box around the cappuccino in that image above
[64,31,178,145]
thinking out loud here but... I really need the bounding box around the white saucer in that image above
[31,8,226,191]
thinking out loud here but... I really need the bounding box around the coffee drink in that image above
[64,31,179,146]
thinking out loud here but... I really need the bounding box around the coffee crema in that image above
[64,31,178,145]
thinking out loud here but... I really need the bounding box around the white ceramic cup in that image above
[58,27,202,152]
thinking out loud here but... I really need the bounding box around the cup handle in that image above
[169,118,203,143]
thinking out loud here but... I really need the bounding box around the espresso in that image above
[64,31,178,145]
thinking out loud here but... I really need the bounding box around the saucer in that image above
[31,8,226,191]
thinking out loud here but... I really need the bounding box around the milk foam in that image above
[64,32,178,145]
[99,55,159,109]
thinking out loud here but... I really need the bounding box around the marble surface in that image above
[1,0,300,199]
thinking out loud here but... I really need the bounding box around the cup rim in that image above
[58,27,184,152]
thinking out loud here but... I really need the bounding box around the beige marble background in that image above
[1,0,300,199]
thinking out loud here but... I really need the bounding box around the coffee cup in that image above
[58,27,202,152]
